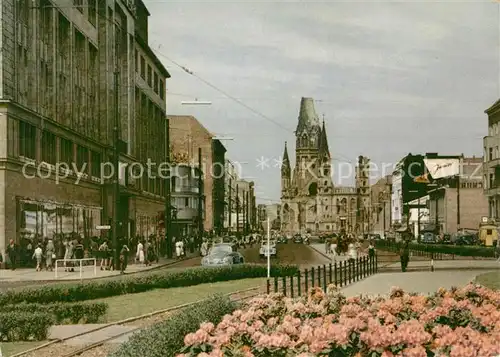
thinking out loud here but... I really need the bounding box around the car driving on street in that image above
[201,243,245,266]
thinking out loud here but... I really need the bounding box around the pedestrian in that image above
[136,240,145,265]
[32,244,43,271]
[6,239,18,270]
[175,239,183,259]
[63,238,74,272]
[99,240,108,270]
[45,238,55,271]
[325,237,331,254]
[330,238,337,262]
[400,240,410,272]
[200,239,209,257]
[348,243,357,262]
[368,240,375,259]
[120,243,130,274]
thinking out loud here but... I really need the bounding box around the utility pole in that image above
[457,174,461,232]
[245,191,249,234]
[228,178,232,233]
[197,147,203,247]
[236,184,240,234]
[164,117,172,258]
[112,69,120,268]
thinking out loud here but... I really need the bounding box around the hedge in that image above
[0,312,54,341]
[0,264,298,305]
[375,240,496,258]
[109,294,238,357]
[0,302,107,324]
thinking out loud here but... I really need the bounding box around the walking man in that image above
[400,240,410,272]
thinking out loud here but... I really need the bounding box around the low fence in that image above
[54,258,97,279]
[375,240,496,260]
[266,255,378,297]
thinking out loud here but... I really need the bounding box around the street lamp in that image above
[181,100,212,105]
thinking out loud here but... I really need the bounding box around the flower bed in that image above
[179,284,500,356]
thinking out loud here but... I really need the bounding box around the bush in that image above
[0,264,298,305]
[179,284,500,356]
[0,302,108,324]
[376,240,495,258]
[0,312,54,341]
[110,294,238,357]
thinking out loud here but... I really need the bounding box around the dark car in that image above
[201,243,244,266]
[293,234,303,243]
[277,236,288,244]
[455,233,480,246]
[421,232,437,244]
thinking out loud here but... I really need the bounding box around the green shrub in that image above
[0,264,298,305]
[109,294,238,357]
[375,240,495,258]
[0,312,54,341]
[0,302,107,324]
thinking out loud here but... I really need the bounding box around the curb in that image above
[379,266,500,273]
[0,255,199,285]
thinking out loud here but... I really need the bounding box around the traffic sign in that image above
[96,225,111,230]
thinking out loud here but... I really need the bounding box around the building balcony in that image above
[486,158,500,168]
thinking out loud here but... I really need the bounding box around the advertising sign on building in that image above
[423,158,460,179]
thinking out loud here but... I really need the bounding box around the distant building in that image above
[257,204,267,225]
[484,99,500,219]
[224,159,239,232]
[280,97,365,234]
[369,175,392,236]
[212,140,226,235]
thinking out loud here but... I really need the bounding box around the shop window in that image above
[76,145,89,174]
[41,131,56,164]
[90,150,101,177]
[19,121,36,159]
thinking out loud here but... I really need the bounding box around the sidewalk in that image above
[0,252,199,283]
[381,259,500,271]
[340,270,485,297]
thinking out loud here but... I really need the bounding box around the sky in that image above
[145,0,499,204]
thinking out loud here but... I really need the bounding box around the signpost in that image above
[265,204,278,279]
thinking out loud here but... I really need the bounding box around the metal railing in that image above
[266,255,378,296]
[55,258,97,279]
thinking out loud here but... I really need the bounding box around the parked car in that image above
[259,240,277,258]
[293,234,303,244]
[454,233,480,246]
[440,234,452,244]
[421,232,437,244]
[201,243,244,266]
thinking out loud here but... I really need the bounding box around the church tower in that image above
[293,97,321,195]
[281,141,291,198]
[318,119,334,194]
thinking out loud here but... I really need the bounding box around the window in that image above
[147,65,152,87]
[60,138,73,164]
[41,131,56,164]
[88,0,96,26]
[185,197,189,207]
[154,72,158,94]
[90,151,101,177]
[140,56,145,79]
[490,173,494,189]
[135,50,138,73]
[73,0,83,13]
[76,145,89,174]
[159,79,164,99]
[489,148,493,161]
[171,176,177,192]
[19,121,36,159]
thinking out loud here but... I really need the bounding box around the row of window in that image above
[135,50,165,100]
[73,0,97,26]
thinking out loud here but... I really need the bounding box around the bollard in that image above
[431,259,434,272]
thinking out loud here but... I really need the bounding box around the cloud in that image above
[146,0,499,203]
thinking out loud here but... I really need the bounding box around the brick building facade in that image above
[0,0,170,255]
[168,115,215,232]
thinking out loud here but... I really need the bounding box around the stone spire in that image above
[318,120,330,160]
[281,141,291,177]
[296,97,320,134]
